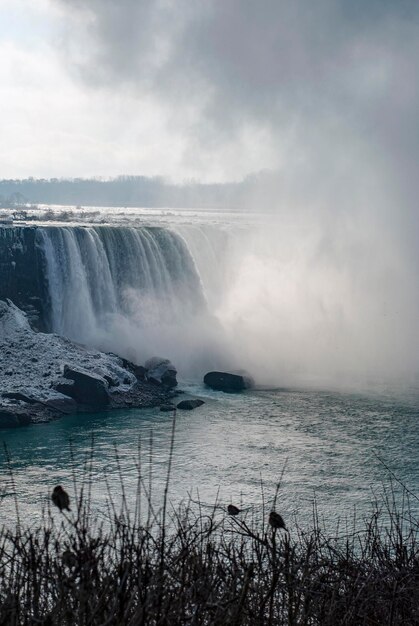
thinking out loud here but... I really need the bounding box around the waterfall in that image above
[0,222,231,375]
[35,225,207,345]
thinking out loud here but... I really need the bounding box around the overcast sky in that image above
[0,0,418,183]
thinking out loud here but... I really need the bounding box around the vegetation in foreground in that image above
[0,431,418,625]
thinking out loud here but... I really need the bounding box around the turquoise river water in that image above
[1,382,418,530]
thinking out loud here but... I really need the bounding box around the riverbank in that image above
[0,300,176,427]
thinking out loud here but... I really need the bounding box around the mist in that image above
[213,214,419,389]
[210,144,419,388]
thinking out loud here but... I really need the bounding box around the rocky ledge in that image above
[0,300,178,428]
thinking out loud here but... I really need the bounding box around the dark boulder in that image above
[62,365,110,407]
[133,365,147,380]
[44,394,78,414]
[54,379,76,397]
[203,371,254,392]
[145,357,177,388]
[0,409,31,428]
[120,358,146,381]
[177,399,205,411]
[160,404,176,412]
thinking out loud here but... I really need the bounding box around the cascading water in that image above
[35,224,205,332]
[172,224,232,310]
[32,225,227,375]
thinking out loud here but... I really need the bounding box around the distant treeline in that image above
[0,173,276,208]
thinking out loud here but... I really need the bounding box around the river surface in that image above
[1,382,418,530]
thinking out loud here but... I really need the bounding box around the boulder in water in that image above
[62,365,110,407]
[203,371,254,392]
[160,403,176,412]
[177,399,205,410]
[145,357,177,388]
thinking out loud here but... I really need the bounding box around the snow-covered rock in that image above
[144,357,177,388]
[0,300,176,427]
[0,299,31,336]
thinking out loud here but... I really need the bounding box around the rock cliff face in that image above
[0,300,175,427]
[0,226,49,330]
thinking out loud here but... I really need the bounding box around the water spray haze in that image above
[93,287,230,378]
[201,163,419,388]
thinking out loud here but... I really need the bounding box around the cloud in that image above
[54,3,418,134]
[45,0,419,197]
[2,0,419,187]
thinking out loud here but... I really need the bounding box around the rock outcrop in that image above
[61,366,110,407]
[120,359,146,381]
[203,371,254,392]
[0,408,31,428]
[177,399,205,410]
[0,300,177,427]
[0,226,48,331]
[145,357,177,388]
[160,404,176,412]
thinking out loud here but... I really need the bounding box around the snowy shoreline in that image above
[0,300,176,427]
